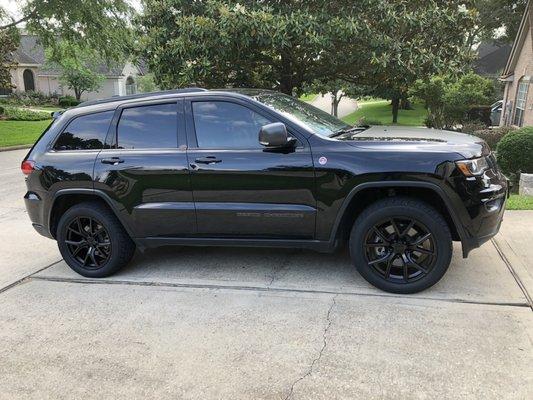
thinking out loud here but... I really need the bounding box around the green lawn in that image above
[342,100,428,126]
[299,93,318,102]
[506,194,533,210]
[0,120,52,148]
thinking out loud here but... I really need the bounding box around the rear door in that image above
[184,96,316,239]
[94,99,196,238]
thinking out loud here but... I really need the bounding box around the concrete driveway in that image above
[1,149,532,399]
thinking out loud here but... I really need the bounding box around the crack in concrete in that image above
[267,250,299,288]
[284,293,338,400]
[0,259,63,295]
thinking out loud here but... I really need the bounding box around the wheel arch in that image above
[330,181,467,255]
[49,189,134,239]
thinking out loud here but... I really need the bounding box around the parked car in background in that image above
[21,89,508,294]
[490,100,503,126]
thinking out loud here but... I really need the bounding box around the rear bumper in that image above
[24,190,54,239]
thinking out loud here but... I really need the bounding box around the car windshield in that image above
[253,92,351,138]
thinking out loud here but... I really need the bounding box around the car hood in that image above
[340,126,489,159]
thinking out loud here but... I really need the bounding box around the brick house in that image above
[500,1,533,127]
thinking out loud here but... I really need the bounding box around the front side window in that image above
[513,78,530,126]
[54,111,114,150]
[192,101,270,149]
[117,103,177,149]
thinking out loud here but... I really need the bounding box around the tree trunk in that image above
[74,88,81,101]
[400,97,412,110]
[392,97,400,124]
[331,95,340,117]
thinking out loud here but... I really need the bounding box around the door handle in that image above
[101,157,124,165]
[195,156,222,164]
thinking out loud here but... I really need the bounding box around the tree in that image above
[0,10,19,90]
[337,1,477,124]
[47,44,105,101]
[137,0,367,95]
[0,0,133,62]
[410,72,495,128]
[467,0,527,46]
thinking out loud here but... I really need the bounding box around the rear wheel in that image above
[57,202,135,278]
[349,197,452,294]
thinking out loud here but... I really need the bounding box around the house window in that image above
[513,77,529,126]
[23,69,35,92]
[125,76,136,95]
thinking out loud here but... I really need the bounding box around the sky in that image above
[0,0,143,21]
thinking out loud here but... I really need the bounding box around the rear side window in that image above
[117,103,177,149]
[54,111,113,151]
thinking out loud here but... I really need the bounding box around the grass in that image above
[342,99,428,126]
[506,194,533,210]
[299,93,318,102]
[0,120,52,148]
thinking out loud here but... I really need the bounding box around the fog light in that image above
[485,198,502,212]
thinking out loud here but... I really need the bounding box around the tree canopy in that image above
[137,0,367,95]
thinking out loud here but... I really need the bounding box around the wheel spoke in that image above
[372,227,390,245]
[411,246,434,255]
[384,255,395,279]
[65,239,86,247]
[89,247,98,267]
[408,259,428,274]
[82,248,91,266]
[413,232,431,246]
[76,218,86,237]
[368,253,391,266]
[401,220,415,237]
[390,218,401,236]
[402,256,409,282]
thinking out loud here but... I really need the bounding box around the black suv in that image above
[22,88,508,293]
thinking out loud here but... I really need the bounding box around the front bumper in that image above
[451,165,508,257]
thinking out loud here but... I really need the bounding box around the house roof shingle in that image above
[13,34,130,77]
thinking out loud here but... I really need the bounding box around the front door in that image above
[185,98,316,239]
[94,100,195,238]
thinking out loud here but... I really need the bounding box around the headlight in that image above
[456,157,489,176]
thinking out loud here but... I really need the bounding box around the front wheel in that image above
[349,197,453,294]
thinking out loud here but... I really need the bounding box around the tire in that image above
[349,197,452,294]
[57,201,135,278]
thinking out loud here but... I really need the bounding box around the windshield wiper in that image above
[329,125,369,138]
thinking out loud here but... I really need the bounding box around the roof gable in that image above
[502,0,532,76]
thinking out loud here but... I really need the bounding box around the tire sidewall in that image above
[350,203,452,294]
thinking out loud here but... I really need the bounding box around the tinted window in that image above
[192,101,270,149]
[117,103,177,149]
[54,111,113,150]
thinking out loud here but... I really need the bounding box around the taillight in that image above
[21,160,35,175]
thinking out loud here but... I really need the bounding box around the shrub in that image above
[496,127,533,175]
[3,106,51,121]
[58,96,81,107]
[469,126,515,150]
[0,105,4,115]
[356,117,382,126]
[5,91,52,106]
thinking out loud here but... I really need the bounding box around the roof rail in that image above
[76,87,208,108]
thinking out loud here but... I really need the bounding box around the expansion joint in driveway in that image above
[0,260,63,295]
[491,238,533,311]
[284,294,338,400]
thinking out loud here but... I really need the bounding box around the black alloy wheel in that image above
[349,197,452,294]
[57,201,135,278]
[65,216,111,269]
[363,217,436,284]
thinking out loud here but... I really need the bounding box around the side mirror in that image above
[259,122,293,148]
